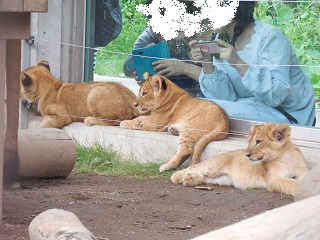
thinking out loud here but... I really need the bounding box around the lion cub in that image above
[20,60,140,128]
[120,73,229,172]
[171,123,309,196]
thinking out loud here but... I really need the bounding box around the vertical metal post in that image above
[84,0,96,82]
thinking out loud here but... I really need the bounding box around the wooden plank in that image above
[4,40,20,185]
[24,0,48,12]
[73,0,86,83]
[0,40,6,225]
[61,0,74,82]
[0,13,30,40]
[0,0,23,12]
[0,0,47,12]
[61,0,85,83]
[35,1,62,78]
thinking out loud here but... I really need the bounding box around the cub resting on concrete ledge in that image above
[171,123,309,196]
[20,60,140,128]
[120,73,229,172]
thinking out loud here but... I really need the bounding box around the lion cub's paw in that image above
[120,120,133,129]
[170,170,186,184]
[168,125,180,136]
[84,117,95,126]
[182,172,203,186]
[159,163,175,173]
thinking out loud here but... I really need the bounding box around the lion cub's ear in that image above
[37,60,50,72]
[270,123,291,142]
[143,72,150,81]
[21,72,33,88]
[152,75,167,93]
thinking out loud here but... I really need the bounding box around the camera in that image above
[193,41,221,55]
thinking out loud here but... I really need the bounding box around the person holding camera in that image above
[189,1,315,126]
[123,0,204,97]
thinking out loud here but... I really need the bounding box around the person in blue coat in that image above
[188,1,316,126]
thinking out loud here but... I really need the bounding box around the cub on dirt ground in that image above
[20,60,140,128]
[171,123,309,196]
[120,73,229,172]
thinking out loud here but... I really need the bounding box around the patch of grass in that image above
[95,53,127,77]
[75,144,173,180]
[280,194,290,199]
[95,0,147,77]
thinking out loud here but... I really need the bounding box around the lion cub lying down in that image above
[120,73,229,172]
[171,123,309,196]
[20,60,140,128]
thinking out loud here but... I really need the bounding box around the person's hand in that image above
[132,71,143,85]
[215,39,249,76]
[189,40,215,74]
[215,39,242,65]
[152,59,186,77]
[189,40,212,63]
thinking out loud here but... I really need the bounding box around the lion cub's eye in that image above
[255,140,263,146]
[141,92,147,97]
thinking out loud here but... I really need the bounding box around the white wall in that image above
[28,0,86,82]
[20,0,86,129]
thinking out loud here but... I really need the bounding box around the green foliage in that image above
[95,0,147,77]
[255,1,320,99]
[75,144,172,179]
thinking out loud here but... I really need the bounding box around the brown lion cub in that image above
[171,123,309,196]
[20,60,140,128]
[120,73,229,172]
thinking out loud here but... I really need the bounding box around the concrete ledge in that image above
[63,123,248,163]
[62,122,319,169]
[191,194,320,240]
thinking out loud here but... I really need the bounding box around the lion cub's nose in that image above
[134,102,138,107]
[246,153,251,158]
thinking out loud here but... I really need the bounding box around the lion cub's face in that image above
[134,73,168,114]
[246,123,291,164]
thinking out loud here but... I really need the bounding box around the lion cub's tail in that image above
[192,125,229,165]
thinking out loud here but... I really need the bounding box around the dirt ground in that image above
[1,172,293,240]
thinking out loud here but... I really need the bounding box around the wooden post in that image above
[0,40,6,224]
[0,0,48,225]
[4,40,21,185]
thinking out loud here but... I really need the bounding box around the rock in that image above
[29,209,97,240]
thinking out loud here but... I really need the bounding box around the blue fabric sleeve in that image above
[242,28,292,107]
[199,63,239,101]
